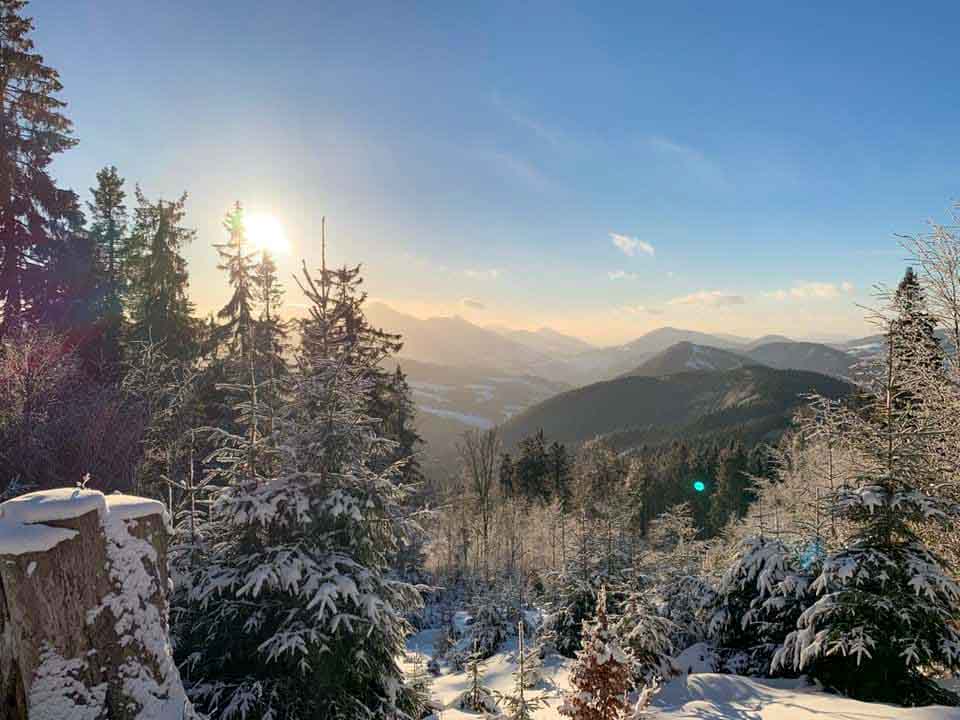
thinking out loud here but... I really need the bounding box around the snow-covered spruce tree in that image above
[707,535,813,676]
[468,589,510,659]
[612,582,675,686]
[213,202,257,362]
[542,561,599,658]
[495,622,547,719]
[773,322,960,706]
[560,586,633,720]
[176,243,422,718]
[639,504,713,650]
[457,640,499,714]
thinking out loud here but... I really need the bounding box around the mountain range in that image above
[500,365,853,452]
[364,302,869,473]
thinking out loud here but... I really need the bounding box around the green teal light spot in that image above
[693,480,706,493]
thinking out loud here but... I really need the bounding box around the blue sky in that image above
[32,0,960,343]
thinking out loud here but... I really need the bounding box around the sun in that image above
[244,212,289,255]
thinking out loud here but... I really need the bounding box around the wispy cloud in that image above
[621,304,663,315]
[491,93,564,146]
[647,135,723,184]
[766,281,855,301]
[608,270,638,281]
[610,233,655,257]
[461,298,486,310]
[464,268,501,281]
[668,290,745,307]
[489,151,549,191]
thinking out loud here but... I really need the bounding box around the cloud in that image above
[461,298,486,310]
[492,94,565,146]
[621,305,663,315]
[610,233,655,257]
[767,281,855,301]
[668,290,746,307]
[647,135,724,185]
[464,268,501,280]
[489,151,548,190]
[608,270,638,281]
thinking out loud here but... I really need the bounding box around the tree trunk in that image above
[0,488,195,719]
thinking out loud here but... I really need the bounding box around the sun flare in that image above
[244,212,289,255]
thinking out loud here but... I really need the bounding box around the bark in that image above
[0,492,193,719]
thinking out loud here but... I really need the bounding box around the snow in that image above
[404,628,570,719]
[88,506,195,718]
[29,644,107,720]
[105,493,167,522]
[0,488,165,556]
[419,406,496,428]
[650,673,960,719]
[405,626,960,720]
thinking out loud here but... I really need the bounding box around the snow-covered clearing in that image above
[405,627,960,720]
[404,627,570,719]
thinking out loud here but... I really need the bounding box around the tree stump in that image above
[0,488,195,719]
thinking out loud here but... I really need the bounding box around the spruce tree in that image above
[773,323,960,706]
[179,233,421,719]
[708,535,812,676]
[890,267,942,377]
[87,165,128,367]
[126,187,196,358]
[495,622,547,719]
[0,0,81,337]
[253,247,288,378]
[215,202,257,362]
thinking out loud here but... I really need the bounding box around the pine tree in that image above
[773,323,960,706]
[469,590,509,659]
[458,639,497,714]
[890,267,942,375]
[215,202,257,362]
[706,441,751,534]
[613,586,674,686]
[178,242,422,719]
[0,0,81,337]
[560,586,633,720]
[514,429,550,500]
[126,187,196,358]
[252,248,288,378]
[708,535,812,676]
[87,165,128,367]
[495,622,547,719]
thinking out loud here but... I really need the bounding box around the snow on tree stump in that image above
[0,488,195,719]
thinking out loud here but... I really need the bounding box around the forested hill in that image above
[500,365,853,450]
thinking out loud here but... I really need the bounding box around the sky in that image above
[30,0,960,345]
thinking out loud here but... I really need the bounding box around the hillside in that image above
[365,302,549,371]
[500,365,853,450]
[746,341,855,378]
[621,341,754,377]
[527,327,748,386]
[488,325,595,357]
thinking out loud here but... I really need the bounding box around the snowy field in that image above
[405,627,960,720]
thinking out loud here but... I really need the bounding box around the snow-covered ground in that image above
[652,674,960,719]
[403,627,570,719]
[405,626,960,719]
